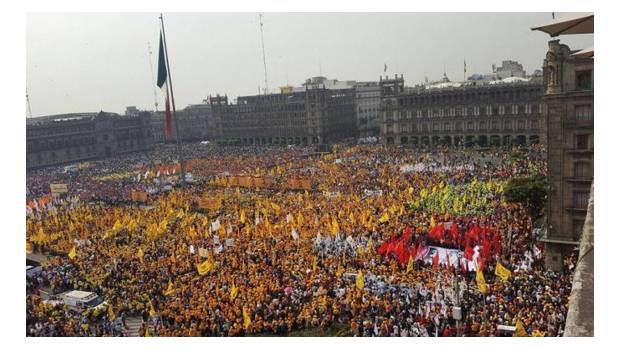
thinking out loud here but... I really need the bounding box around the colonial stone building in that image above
[208,87,357,146]
[355,82,381,137]
[26,111,154,169]
[150,103,213,143]
[379,74,545,147]
[541,40,594,270]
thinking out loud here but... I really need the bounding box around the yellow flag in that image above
[312,256,318,272]
[379,212,390,223]
[243,307,252,329]
[145,327,152,337]
[430,216,436,228]
[112,219,122,231]
[164,280,175,296]
[408,187,414,195]
[494,262,512,282]
[365,238,373,254]
[68,246,77,260]
[148,299,156,318]
[406,256,414,273]
[240,209,246,224]
[514,319,527,337]
[230,283,238,300]
[476,269,488,294]
[196,258,214,275]
[170,252,176,264]
[336,264,344,277]
[357,245,363,257]
[531,329,545,337]
[297,212,304,226]
[108,304,116,321]
[356,270,364,290]
[137,248,144,263]
[331,218,340,235]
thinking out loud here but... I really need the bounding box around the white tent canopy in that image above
[531,13,593,36]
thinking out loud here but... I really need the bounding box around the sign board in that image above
[131,190,148,203]
[50,183,69,195]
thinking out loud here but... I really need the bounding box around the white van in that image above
[61,290,107,311]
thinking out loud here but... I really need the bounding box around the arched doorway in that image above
[529,135,540,145]
[454,136,463,147]
[502,135,512,147]
[490,135,501,147]
[411,136,419,147]
[421,136,430,147]
[515,135,526,146]
[386,137,394,145]
[432,136,441,147]
[465,136,476,147]
[442,136,452,147]
[478,135,488,147]
[400,136,409,145]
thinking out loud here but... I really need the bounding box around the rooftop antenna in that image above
[26,88,33,118]
[259,13,269,95]
[552,12,555,20]
[147,41,159,111]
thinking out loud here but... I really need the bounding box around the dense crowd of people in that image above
[26,143,576,337]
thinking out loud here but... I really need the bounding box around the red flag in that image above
[432,252,440,270]
[377,241,388,255]
[450,223,459,242]
[164,86,173,138]
[482,238,491,259]
[398,248,409,265]
[464,244,474,261]
[403,226,412,243]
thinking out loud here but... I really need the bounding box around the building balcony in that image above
[565,121,594,129]
[565,207,588,214]
[566,177,593,184]
[567,148,594,155]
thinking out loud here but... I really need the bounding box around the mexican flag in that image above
[157,32,172,139]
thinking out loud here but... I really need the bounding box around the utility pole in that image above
[26,88,33,118]
[159,14,186,185]
[259,14,269,95]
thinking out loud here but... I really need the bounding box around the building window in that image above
[576,70,592,90]
[531,120,539,130]
[575,105,593,126]
[491,120,499,130]
[574,162,591,178]
[499,105,505,115]
[575,134,589,150]
[517,120,525,130]
[573,191,589,209]
[573,219,585,237]
[443,122,450,131]
[479,121,486,130]
[467,122,474,131]
[504,120,512,130]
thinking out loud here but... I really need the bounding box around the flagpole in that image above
[159,13,186,185]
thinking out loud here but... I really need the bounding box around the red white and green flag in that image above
[157,31,172,139]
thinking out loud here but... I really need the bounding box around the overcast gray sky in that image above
[26,12,593,117]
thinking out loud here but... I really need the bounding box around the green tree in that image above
[503,174,547,220]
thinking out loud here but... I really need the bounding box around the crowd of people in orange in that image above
[26,143,574,337]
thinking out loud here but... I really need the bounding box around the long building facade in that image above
[541,40,594,270]
[26,111,154,169]
[208,87,357,146]
[379,75,545,147]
